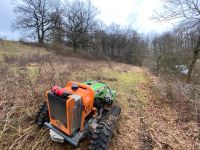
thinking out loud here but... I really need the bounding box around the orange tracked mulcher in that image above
[35,80,121,150]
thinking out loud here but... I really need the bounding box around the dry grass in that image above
[0,41,199,150]
[144,75,200,150]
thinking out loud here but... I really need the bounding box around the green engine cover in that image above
[82,80,116,101]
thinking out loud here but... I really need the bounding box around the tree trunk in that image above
[37,27,42,45]
[156,57,159,76]
[187,35,200,82]
[73,40,77,51]
[38,37,44,45]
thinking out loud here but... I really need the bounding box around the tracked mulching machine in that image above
[35,80,121,150]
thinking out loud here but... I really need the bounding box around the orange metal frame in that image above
[45,81,95,136]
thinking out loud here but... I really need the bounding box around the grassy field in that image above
[0,41,199,150]
[0,40,50,58]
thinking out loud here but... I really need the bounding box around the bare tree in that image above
[91,23,146,65]
[63,0,99,51]
[48,7,64,44]
[154,0,200,82]
[12,0,61,45]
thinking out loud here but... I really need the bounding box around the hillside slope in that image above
[0,41,199,150]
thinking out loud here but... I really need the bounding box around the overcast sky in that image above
[0,0,173,40]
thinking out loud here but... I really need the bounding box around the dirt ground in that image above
[0,41,199,150]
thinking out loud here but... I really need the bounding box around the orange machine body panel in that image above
[46,81,95,136]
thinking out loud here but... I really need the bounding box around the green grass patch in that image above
[101,68,149,107]
[27,66,39,78]
[0,40,50,59]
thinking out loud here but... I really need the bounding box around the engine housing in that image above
[46,81,95,136]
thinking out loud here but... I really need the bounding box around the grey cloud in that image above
[0,0,20,40]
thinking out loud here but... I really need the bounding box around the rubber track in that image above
[89,105,121,150]
[35,102,49,127]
